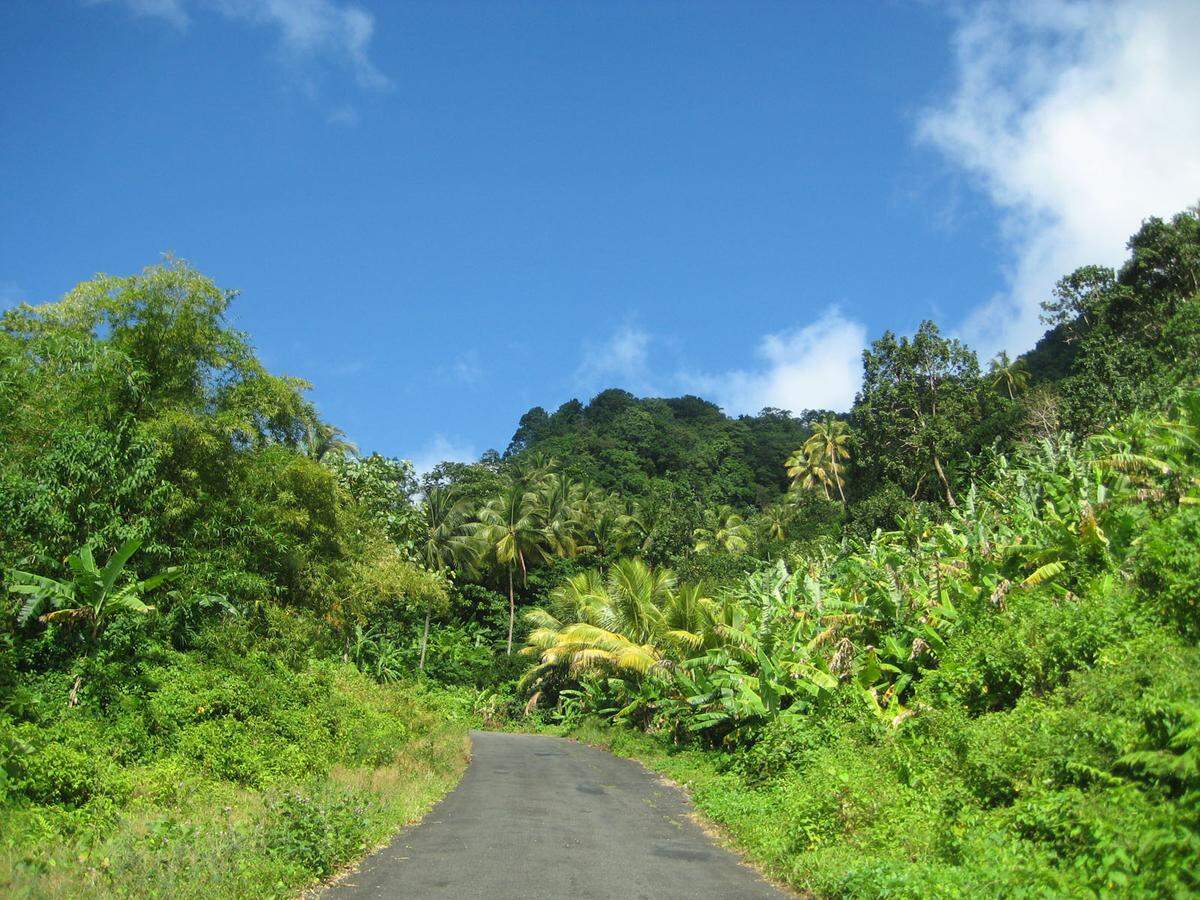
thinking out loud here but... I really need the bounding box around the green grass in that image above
[0,646,472,899]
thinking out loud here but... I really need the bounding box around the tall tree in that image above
[786,448,832,499]
[802,418,851,504]
[475,482,548,654]
[415,487,476,669]
[538,472,586,557]
[693,505,751,554]
[853,321,981,508]
[303,420,359,462]
[987,351,1029,401]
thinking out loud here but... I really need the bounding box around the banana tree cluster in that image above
[520,392,1200,742]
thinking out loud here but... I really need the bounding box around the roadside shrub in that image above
[12,736,112,807]
[1135,506,1200,638]
[920,582,1132,715]
[266,787,374,878]
[723,712,834,784]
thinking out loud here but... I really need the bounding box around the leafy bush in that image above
[1135,506,1200,638]
[266,787,374,879]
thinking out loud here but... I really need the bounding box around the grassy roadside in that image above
[1,652,472,899]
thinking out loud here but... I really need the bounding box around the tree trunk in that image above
[910,472,927,501]
[506,565,515,655]
[933,454,957,508]
[68,675,82,708]
[419,601,432,670]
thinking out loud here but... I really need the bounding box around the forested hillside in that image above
[2,207,1198,897]
[506,391,822,506]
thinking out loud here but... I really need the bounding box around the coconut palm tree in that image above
[581,496,639,557]
[475,481,549,654]
[522,559,714,686]
[538,472,586,558]
[802,418,851,504]
[415,487,477,669]
[786,448,833,500]
[510,450,555,490]
[617,499,654,554]
[303,419,359,462]
[988,351,1029,401]
[693,505,752,554]
[758,503,792,544]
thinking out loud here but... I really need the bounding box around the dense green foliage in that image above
[531,396,1200,894]
[507,390,823,507]
[2,207,1198,897]
[509,208,1200,895]
[0,264,482,897]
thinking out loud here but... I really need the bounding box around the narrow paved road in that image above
[325,731,785,899]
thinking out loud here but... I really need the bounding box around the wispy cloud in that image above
[921,0,1200,358]
[407,434,479,478]
[91,0,390,94]
[575,323,657,394]
[683,308,866,416]
[436,350,484,387]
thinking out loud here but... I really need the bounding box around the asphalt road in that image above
[324,730,786,899]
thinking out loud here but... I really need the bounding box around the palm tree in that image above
[522,559,714,685]
[802,418,851,504]
[581,496,637,557]
[475,481,549,654]
[786,448,832,500]
[617,498,656,554]
[415,487,477,669]
[304,420,359,462]
[538,472,586,558]
[510,451,555,490]
[988,351,1029,401]
[759,503,792,544]
[693,505,751,554]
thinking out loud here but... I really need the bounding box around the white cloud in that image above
[407,434,479,478]
[684,308,867,416]
[921,0,1200,358]
[575,323,656,393]
[92,0,389,91]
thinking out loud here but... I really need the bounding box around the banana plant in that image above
[8,537,176,704]
[11,537,174,639]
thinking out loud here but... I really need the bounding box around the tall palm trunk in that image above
[828,450,847,505]
[506,564,515,655]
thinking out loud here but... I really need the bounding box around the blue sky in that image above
[2,1,1198,470]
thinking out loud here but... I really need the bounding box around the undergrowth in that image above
[0,640,472,899]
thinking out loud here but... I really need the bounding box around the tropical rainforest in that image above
[2,206,1199,897]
